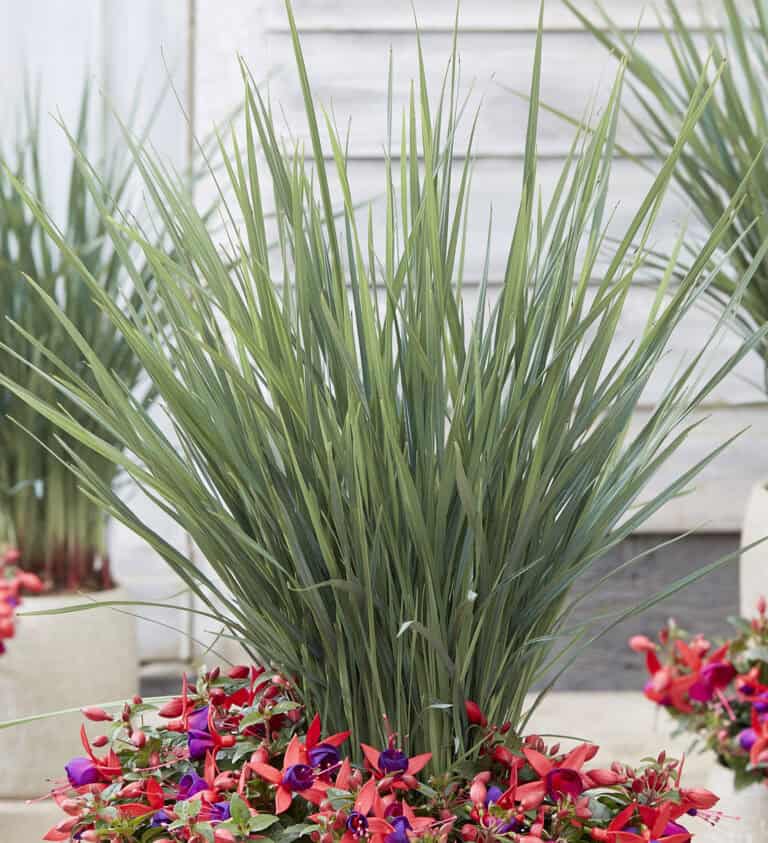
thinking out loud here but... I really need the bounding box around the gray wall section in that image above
[543,533,739,691]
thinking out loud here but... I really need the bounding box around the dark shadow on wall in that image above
[541,533,739,692]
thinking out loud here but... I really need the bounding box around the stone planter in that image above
[740,480,768,617]
[0,586,137,800]
[696,764,768,842]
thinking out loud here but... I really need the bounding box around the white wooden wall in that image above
[5,0,768,664]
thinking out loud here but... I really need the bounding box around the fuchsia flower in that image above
[43,666,722,843]
[360,735,431,788]
[589,802,692,842]
[250,734,328,813]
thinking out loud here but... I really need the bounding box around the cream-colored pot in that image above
[695,764,768,842]
[0,586,137,800]
[741,481,768,617]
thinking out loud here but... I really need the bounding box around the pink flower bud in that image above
[469,780,487,804]
[81,707,113,723]
[681,788,719,809]
[158,698,185,718]
[587,768,624,786]
[228,664,250,679]
[132,730,147,748]
[91,735,108,748]
[759,596,767,617]
[59,799,82,816]
[18,572,44,593]
[628,635,656,653]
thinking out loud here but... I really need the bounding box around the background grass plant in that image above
[2,5,766,766]
[0,88,162,590]
[567,0,768,388]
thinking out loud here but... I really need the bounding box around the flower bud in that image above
[81,707,113,723]
[133,695,143,705]
[461,823,478,840]
[681,788,719,809]
[18,572,44,593]
[469,780,487,804]
[91,735,108,748]
[629,635,657,653]
[464,700,487,727]
[209,687,226,704]
[132,730,147,748]
[759,596,767,617]
[228,664,250,679]
[492,745,514,766]
[59,798,82,815]
[158,698,185,718]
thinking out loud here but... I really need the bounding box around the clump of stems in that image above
[0,90,157,590]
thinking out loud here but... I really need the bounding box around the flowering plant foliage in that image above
[0,545,43,655]
[45,666,720,842]
[632,597,768,789]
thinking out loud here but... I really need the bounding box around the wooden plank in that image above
[322,157,706,284]
[0,2,101,222]
[102,0,191,166]
[627,405,768,532]
[269,0,724,32]
[196,0,271,131]
[262,29,708,158]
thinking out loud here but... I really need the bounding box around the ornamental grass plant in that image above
[2,5,766,768]
[0,89,158,591]
[566,0,768,381]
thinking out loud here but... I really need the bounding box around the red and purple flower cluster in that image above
[44,665,721,842]
[632,597,768,789]
[0,546,43,656]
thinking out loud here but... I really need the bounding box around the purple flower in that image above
[385,815,412,843]
[379,748,408,775]
[188,706,210,732]
[545,767,583,800]
[485,785,503,806]
[151,810,172,827]
[283,763,315,791]
[308,743,340,771]
[188,729,215,760]
[178,770,209,800]
[208,801,231,823]
[65,757,101,787]
[739,728,758,751]
[754,695,768,714]
[346,812,370,838]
